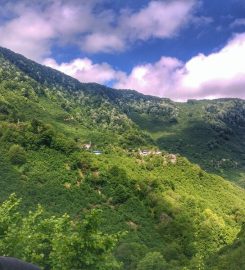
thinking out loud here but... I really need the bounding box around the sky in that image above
[0,0,245,100]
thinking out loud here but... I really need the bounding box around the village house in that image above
[140,150,150,156]
[139,149,162,156]
[81,142,92,150]
[93,150,102,155]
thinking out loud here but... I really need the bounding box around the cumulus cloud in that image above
[43,57,125,85]
[0,0,102,60]
[0,0,197,59]
[115,33,245,100]
[44,33,245,100]
[82,33,125,53]
[0,4,54,60]
[120,0,196,41]
[114,57,183,97]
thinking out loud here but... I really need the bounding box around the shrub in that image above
[115,242,148,270]
[112,184,130,204]
[136,252,168,270]
[8,144,27,165]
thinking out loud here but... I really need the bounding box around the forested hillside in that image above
[1,46,244,187]
[125,98,245,187]
[206,225,245,270]
[1,46,245,186]
[0,47,244,270]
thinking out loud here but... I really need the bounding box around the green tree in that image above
[8,144,27,165]
[0,195,121,270]
[115,242,148,270]
[136,252,167,270]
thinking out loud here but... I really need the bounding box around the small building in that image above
[93,150,102,155]
[168,154,177,164]
[139,149,162,156]
[139,150,150,156]
[82,142,91,150]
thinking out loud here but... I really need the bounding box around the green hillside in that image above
[206,225,245,270]
[1,46,244,186]
[0,47,244,270]
[127,99,245,187]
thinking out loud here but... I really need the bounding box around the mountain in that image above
[1,47,244,187]
[0,46,244,270]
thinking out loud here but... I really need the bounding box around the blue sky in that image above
[0,0,245,100]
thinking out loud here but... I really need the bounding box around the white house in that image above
[82,142,91,150]
[93,150,102,155]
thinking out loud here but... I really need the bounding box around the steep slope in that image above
[0,48,154,149]
[0,47,244,269]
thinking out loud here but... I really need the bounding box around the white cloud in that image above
[43,33,245,100]
[0,8,54,60]
[0,0,101,60]
[115,57,183,97]
[43,57,125,85]
[115,33,245,100]
[121,0,196,41]
[177,33,245,99]
[82,33,125,53]
[0,0,197,58]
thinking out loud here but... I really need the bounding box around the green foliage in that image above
[0,100,12,115]
[137,99,245,187]
[206,225,245,270]
[0,195,121,270]
[8,144,27,165]
[136,252,167,270]
[112,184,130,204]
[115,242,148,270]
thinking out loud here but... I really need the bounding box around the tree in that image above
[8,144,27,165]
[115,242,148,270]
[0,195,122,270]
[136,252,168,270]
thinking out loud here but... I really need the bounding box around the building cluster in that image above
[80,142,176,162]
[139,149,162,156]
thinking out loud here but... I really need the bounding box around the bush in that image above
[8,144,27,165]
[136,252,168,270]
[115,242,148,270]
[112,184,130,204]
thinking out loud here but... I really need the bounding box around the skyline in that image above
[0,0,245,100]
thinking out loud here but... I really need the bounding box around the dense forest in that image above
[0,47,244,269]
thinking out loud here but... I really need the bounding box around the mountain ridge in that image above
[1,46,244,103]
[0,46,166,101]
